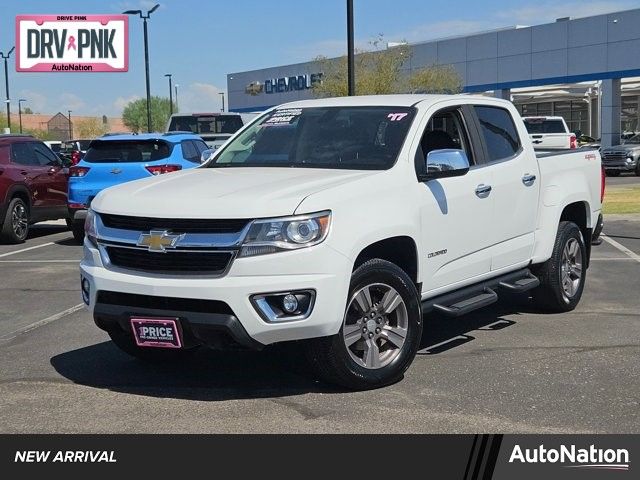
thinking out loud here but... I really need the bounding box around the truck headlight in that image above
[239,211,331,257]
[84,209,98,246]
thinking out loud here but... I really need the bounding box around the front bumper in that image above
[602,159,637,171]
[80,241,352,346]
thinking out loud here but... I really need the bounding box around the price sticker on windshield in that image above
[264,108,303,126]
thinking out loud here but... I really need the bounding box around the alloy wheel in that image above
[342,283,408,369]
[12,203,28,239]
[560,237,582,299]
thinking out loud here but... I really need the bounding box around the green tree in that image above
[23,107,34,114]
[75,117,109,138]
[122,96,176,133]
[312,36,462,97]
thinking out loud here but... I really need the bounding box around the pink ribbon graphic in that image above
[67,36,77,50]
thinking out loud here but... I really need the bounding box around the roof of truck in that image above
[279,94,497,109]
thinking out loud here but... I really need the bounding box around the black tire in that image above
[71,222,85,244]
[605,170,620,177]
[0,198,29,244]
[108,328,199,363]
[635,162,640,177]
[531,221,587,312]
[65,218,73,229]
[306,259,423,390]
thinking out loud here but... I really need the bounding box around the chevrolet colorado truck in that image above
[80,95,603,389]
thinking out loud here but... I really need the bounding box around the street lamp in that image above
[174,83,179,111]
[346,0,355,96]
[165,73,173,115]
[219,92,225,112]
[67,110,72,140]
[18,99,26,133]
[0,47,15,130]
[124,3,160,133]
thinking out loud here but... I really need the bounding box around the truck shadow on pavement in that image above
[27,224,69,240]
[50,297,527,401]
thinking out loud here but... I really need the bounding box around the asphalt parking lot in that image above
[0,210,638,434]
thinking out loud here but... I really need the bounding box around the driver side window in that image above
[419,108,474,165]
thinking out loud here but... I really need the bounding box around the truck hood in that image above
[601,144,640,153]
[91,167,378,218]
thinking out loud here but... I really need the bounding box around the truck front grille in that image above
[106,246,234,275]
[602,152,627,162]
[100,214,250,234]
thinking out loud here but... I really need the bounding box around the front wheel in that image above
[532,221,587,312]
[306,259,423,390]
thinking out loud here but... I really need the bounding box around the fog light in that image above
[251,290,316,322]
[282,294,298,313]
[81,277,90,305]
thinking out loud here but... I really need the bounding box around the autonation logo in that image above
[509,444,630,471]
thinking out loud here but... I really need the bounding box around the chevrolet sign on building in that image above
[264,73,323,94]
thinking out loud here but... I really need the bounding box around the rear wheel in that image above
[0,198,29,244]
[306,259,422,390]
[108,329,199,362]
[532,221,586,312]
[71,221,85,244]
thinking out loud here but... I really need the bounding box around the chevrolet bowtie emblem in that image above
[110,168,122,174]
[137,230,184,253]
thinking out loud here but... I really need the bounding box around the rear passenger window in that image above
[474,106,521,161]
[181,140,200,163]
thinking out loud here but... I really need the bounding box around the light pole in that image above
[346,0,355,96]
[219,92,225,112]
[0,47,15,130]
[67,110,72,140]
[165,73,173,115]
[18,99,26,133]
[174,83,179,111]
[124,4,160,133]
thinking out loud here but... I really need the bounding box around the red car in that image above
[0,135,71,243]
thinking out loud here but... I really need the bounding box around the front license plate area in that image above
[130,317,182,349]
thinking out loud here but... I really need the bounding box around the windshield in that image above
[83,140,171,163]
[168,115,243,135]
[207,106,416,170]
[624,134,640,144]
[523,119,566,134]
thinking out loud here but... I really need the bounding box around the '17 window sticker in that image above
[387,113,408,122]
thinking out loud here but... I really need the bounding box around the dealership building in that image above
[227,7,640,147]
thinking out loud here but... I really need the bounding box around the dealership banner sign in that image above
[16,15,128,72]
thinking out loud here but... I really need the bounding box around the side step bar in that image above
[423,268,539,318]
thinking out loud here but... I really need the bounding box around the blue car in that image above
[68,132,209,242]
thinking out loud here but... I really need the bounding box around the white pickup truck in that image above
[80,95,603,389]
[523,116,577,150]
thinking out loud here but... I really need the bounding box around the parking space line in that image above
[601,235,640,263]
[0,303,84,342]
[0,260,79,263]
[0,242,54,258]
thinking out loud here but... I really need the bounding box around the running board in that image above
[423,268,539,318]
[432,288,498,317]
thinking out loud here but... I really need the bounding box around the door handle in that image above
[522,174,537,186]
[475,184,492,198]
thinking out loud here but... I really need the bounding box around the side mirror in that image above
[420,149,470,181]
[200,149,216,164]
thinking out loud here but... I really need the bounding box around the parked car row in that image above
[0,131,208,243]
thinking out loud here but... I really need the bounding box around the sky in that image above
[0,0,636,117]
